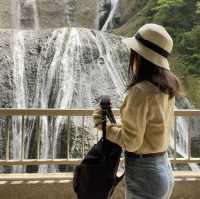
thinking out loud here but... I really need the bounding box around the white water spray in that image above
[101,0,119,31]
[11,31,26,173]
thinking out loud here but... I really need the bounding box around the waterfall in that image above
[24,0,40,30]
[172,116,200,171]
[12,32,26,109]
[11,31,26,173]
[9,0,40,172]
[101,0,120,31]
[0,27,129,173]
[34,29,75,172]
[33,28,128,172]
[64,0,74,26]
[10,0,24,173]
[93,32,126,96]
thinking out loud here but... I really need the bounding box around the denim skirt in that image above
[125,153,174,199]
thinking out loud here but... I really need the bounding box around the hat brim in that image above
[122,37,170,70]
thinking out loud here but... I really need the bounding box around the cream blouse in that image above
[106,81,175,154]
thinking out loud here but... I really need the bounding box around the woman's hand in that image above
[108,123,122,128]
[92,103,121,130]
[92,103,105,130]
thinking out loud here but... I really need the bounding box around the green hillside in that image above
[113,0,200,108]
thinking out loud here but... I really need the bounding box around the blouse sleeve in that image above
[106,86,149,152]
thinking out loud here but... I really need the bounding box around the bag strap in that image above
[101,106,116,140]
[101,109,107,140]
[101,103,125,182]
[105,108,116,124]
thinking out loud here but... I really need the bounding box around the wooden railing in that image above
[0,109,199,166]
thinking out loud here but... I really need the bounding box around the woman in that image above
[93,23,183,199]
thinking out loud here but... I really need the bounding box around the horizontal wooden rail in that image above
[0,109,96,116]
[0,159,82,166]
[0,108,199,116]
[174,109,200,116]
[0,158,200,166]
[0,109,199,168]
[0,173,73,181]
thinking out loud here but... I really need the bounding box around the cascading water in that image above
[10,0,25,173]
[172,116,200,171]
[34,29,76,172]
[63,0,75,26]
[93,32,126,96]
[32,28,128,172]
[0,26,129,172]
[101,0,120,31]
[11,31,26,173]
[8,0,40,172]
[24,0,40,30]
[12,33,26,109]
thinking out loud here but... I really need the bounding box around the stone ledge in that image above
[0,172,200,199]
[0,172,73,181]
[0,171,200,181]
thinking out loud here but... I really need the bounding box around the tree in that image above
[153,0,196,33]
[197,1,200,14]
[178,25,200,75]
[154,0,185,10]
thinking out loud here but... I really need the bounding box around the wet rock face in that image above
[0,30,14,108]
[97,0,112,30]
[97,0,121,31]
[0,1,11,29]
[37,0,99,29]
[0,28,128,108]
[0,0,100,29]
[0,0,123,30]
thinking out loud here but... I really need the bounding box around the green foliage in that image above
[197,1,200,14]
[153,0,197,33]
[184,76,200,108]
[154,0,185,10]
[178,25,200,75]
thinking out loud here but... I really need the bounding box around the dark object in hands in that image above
[97,95,116,124]
[97,95,111,108]
[73,96,124,199]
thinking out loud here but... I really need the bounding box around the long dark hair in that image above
[127,50,184,98]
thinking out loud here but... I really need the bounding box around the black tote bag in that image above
[73,96,124,199]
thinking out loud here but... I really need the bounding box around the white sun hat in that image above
[122,23,173,70]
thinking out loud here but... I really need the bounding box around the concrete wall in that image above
[0,177,199,199]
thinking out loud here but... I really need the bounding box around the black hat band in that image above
[135,32,170,58]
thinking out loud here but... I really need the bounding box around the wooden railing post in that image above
[6,116,10,161]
